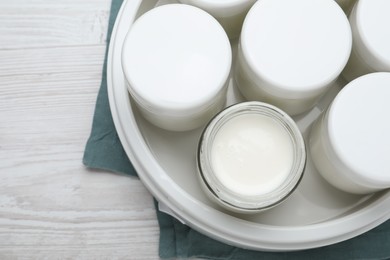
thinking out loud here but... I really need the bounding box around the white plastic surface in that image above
[108,0,390,251]
[334,0,356,14]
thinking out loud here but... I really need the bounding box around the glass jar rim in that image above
[197,101,306,212]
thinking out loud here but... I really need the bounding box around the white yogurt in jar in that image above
[211,113,294,197]
[197,102,306,213]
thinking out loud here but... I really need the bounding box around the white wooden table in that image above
[0,1,160,258]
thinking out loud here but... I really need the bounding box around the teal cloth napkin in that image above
[83,0,390,258]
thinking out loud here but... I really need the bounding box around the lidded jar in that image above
[342,0,390,81]
[235,0,352,116]
[310,73,390,194]
[122,4,232,131]
[178,0,257,39]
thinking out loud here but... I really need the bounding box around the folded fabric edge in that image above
[154,199,178,259]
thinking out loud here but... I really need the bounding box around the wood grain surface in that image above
[0,1,160,259]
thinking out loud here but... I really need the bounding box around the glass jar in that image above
[197,101,306,213]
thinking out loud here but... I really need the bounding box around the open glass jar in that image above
[197,101,306,213]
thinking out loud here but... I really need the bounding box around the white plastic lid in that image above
[241,0,351,98]
[122,4,231,116]
[327,73,390,188]
[179,0,256,17]
[351,0,390,71]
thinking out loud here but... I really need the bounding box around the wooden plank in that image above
[0,43,159,257]
[0,0,112,49]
